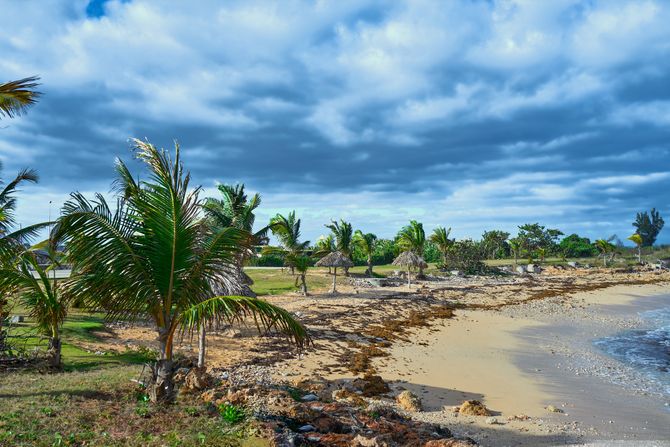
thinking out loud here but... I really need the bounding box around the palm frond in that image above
[0,76,41,118]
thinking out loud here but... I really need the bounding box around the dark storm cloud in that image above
[1,0,669,242]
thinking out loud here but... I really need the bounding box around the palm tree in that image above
[509,238,521,266]
[0,76,41,119]
[54,139,309,403]
[353,230,377,276]
[0,248,67,367]
[595,239,616,267]
[429,226,452,268]
[0,164,42,263]
[627,233,643,264]
[325,220,353,275]
[397,220,426,277]
[267,211,310,274]
[293,255,311,296]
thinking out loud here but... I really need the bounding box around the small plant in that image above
[135,403,150,418]
[217,403,246,424]
[41,407,55,417]
[184,406,199,417]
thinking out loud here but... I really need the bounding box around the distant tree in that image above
[325,220,353,275]
[594,238,616,267]
[371,239,398,265]
[293,255,311,296]
[445,239,486,275]
[314,234,335,258]
[633,208,664,247]
[517,223,563,257]
[429,226,453,267]
[508,237,522,265]
[481,230,510,259]
[267,211,310,274]
[397,221,427,277]
[352,230,377,276]
[558,234,598,258]
[627,233,643,264]
[0,76,40,119]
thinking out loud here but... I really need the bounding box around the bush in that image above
[217,403,246,424]
[444,239,486,274]
[559,234,598,258]
[246,254,285,267]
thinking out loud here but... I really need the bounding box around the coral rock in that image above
[396,390,423,412]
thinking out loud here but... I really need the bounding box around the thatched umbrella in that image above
[315,251,353,293]
[392,251,427,288]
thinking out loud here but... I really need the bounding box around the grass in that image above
[0,366,269,446]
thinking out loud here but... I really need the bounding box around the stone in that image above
[301,393,319,402]
[546,405,564,413]
[457,400,491,416]
[298,424,315,432]
[515,265,527,274]
[352,375,390,397]
[485,417,499,425]
[527,264,541,273]
[567,261,578,268]
[200,389,223,403]
[424,439,478,447]
[450,270,464,277]
[181,367,212,393]
[396,390,422,412]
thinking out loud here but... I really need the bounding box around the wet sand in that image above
[375,284,670,446]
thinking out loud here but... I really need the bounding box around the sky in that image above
[1,0,669,245]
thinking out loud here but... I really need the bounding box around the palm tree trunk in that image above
[47,336,61,368]
[150,330,176,404]
[301,275,308,296]
[331,267,337,293]
[197,325,206,369]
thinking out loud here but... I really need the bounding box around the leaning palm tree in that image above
[325,220,353,275]
[397,220,426,277]
[267,211,310,274]
[429,226,452,268]
[0,247,67,367]
[595,239,616,267]
[54,139,309,403]
[352,230,377,276]
[627,233,643,264]
[0,76,41,119]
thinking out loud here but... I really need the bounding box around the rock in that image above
[527,264,541,273]
[352,374,390,397]
[181,367,212,393]
[515,265,527,274]
[507,414,531,421]
[173,367,190,384]
[424,439,478,447]
[396,390,422,412]
[301,393,319,402]
[312,414,346,433]
[485,417,499,425]
[353,434,393,447]
[545,405,564,413]
[297,424,315,432]
[200,388,223,403]
[450,270,464,277]
[567,261,578,268]
[457,400,491,416]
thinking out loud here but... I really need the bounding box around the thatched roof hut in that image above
[392,251,427,287]
[315,251,352,293]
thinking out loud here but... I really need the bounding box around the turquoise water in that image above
[594,306,670,396]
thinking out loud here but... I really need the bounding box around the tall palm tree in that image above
[429,226,452,268]
[267,211,310,274]
[314,234,335,258]
[325,220,353,275]
[397,220,426,277]
[0,247,67,367]
[509,238,521,266]
[353,230,377,276]
[627,233,643,264]
[0,76,41,119]
[54,139,309,403]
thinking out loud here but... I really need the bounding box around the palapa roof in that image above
[392,251,427,268]
[209,264,256,298]
[315,250,353,268]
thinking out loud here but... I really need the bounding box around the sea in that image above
[594,305,670,397]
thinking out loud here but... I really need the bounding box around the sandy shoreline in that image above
[375,284,670,446]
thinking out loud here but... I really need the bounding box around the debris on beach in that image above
[455,400,492,416]
[396,390,423,412]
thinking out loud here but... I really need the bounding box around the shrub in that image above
[444,239,486,274]
[217,403,246,424]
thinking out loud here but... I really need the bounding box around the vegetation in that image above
[267,212,310,273]
[627,233,643,263]
[352,230,377,276]
[594,238,617,267]
[481,230,509,259]
[445,239,486,275]
[0,248,68,367]
[53,139,308,403]
[396,220,427,277]
[292,255,311,296]
[0,76,41,119]
[429,226,453,268]
[633,208,665,247]
[516,223,563,259]
[558,234,598,258]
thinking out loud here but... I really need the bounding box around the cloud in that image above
[1,0,670,243]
